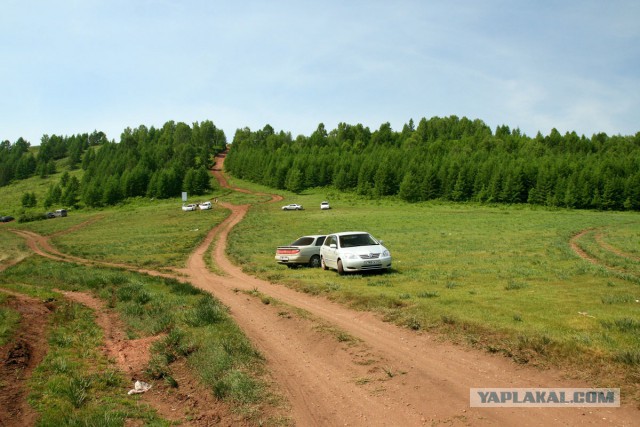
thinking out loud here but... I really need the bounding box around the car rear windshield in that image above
[339,233,378,248]
[291,237,315,246]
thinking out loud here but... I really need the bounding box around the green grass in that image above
[0,230,30,267]
[228,185,640,373]
[0,160,82,217]
[27,297,166,426]
[602,223,640,258]
[0,293,20,346]
[574,227,640,276]
[0,258,288,425]
[34,198,230,269]
[3,163,640,405]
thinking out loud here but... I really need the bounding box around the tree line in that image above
[2,116,639,211]
[81,120,226,207]
[0,131,107,187]
[0,120,226,209]
[225,117,640,211]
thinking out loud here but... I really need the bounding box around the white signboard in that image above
[182,192,187,202]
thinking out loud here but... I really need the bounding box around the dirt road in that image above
[176,154,636,426]
[6,153,638,425]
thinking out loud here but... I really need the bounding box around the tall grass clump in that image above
[614,349,640,366]
[184,294,226,326]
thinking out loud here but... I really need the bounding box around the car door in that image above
[322,235,338,267]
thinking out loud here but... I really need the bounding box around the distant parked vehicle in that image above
[54,209,67,217]
[282,204,303,211]
[45,212,56,219]
[320,231,392,275]
[275,235,326,268]
[199,201,212,210]
[182,204,197,211]
[0,215,14,223]
[320,201,331,210]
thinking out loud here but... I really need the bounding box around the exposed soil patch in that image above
[61,290,246,426]
[569,228,600,265]
[0,292,51,427]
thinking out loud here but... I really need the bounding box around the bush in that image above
[18,212,48,223]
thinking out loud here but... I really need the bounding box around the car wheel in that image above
[309,255,321,268]
[321,256,328,270]
[337,259,345,275]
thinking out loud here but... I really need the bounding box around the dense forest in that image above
[0,131,108,186]
[0,120,226,209]
[225,116,640,211]
[1,116,639,211]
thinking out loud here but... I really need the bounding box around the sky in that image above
[2,0,639,145]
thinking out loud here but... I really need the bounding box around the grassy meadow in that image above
[1,165,639,414]
[227,181,640,383]
[0,256,288,425]
[0,171,288,424]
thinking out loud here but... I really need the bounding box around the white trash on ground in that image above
[128,380,152,395]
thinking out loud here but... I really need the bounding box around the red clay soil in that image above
[60,291,245,426]
[569,229,603,266]
[0,292,51,427]
[3,152,639,426]
[179,153,639,426]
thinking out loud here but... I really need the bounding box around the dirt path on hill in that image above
[4,153,638,426]
[184,153,637,426]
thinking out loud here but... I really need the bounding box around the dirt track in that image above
[5,153,639,426]
[179,153,637,425]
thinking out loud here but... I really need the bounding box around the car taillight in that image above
[277,249,300,255]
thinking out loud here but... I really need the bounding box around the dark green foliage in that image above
[61,176,80,208]
[224,117,640,211]
[1,122,225,209]
[284,167,303,193]
[0,132,104,185]
[0,138,30,185]
[183,166,212,195]
[17,212,48,223]
[21,191,37,208]
[82,120,225,204]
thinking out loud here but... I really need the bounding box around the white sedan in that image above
[282,204,303,210]
[181,203,197,211]
[320,231,392,275]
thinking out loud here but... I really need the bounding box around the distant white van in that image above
[54,209,68,217]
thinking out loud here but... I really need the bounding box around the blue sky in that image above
[2,0,639,145]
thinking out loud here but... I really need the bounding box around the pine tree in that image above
[285,168,304,193]
[399,171,422,202]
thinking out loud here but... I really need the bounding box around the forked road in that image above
[179,154,638,426]
[8,154,636,426]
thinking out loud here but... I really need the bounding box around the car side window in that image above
[324,236,334,247]
[316,236,326,246]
